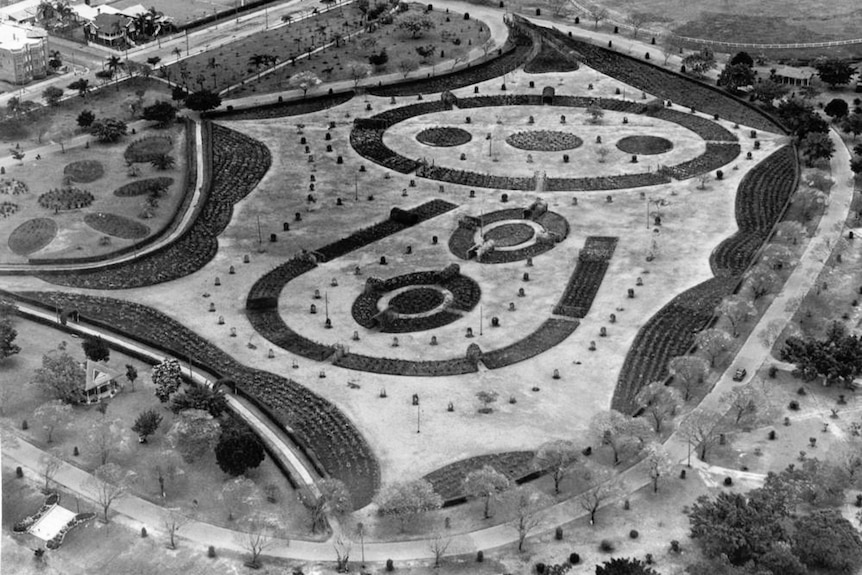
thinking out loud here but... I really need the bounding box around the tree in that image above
[462,465,510,518]
[825,97,849,120]
[800,131,835,166]
[87,417,132,466]
[184,89,221,112]
[300,478,352,533]
[793,186,827,221]
[750,79,788,107]
[720,384,766,427]
[151,153,176,170]
[792,509,862,573]
[153,358,182,402]
[852,156,862,175]
[777,98,828,138]
[668,355,709,401]
[76,109,95,129]
[757,543,807,575]
[34,400,72,443]
[694,328,733,367]
[635,381,682,433]
[589,6,609,29]
[501,486,551,551]
[625,13,651,38]
[220,475,262,521]
[398,58,419,78]
[743,263,778,300]
[397,13,434,38]
[248,53,273,81]
[589,410,652,464]
[104,55,125,91]
[814,58,856,88]
[577,465,623,526]
[215,423,265,476]
[688,490,788,565]
[238,512,282,568]
[131,408,163,443]
[86,462,136,522]
[375,479,442,532]
[39,451,63,493]
[170,384,227,417]
[681,48,716,78]
[42,86,63,106]
[773,221,807,246]
[348,63,372,87]
[644,443,675,493]
[368,48,389,69]
[0,318,20,361]
[760,243,797,270]
[90,118,128,143]
[596,557,660,575]
[141,101,177,128]
[679,409,723,462]
[842,112,862,139]
[68,78,90,99]
[730,51,754,67]
[532,440,579,494]
[717,294,756,337]
[415,44,436,61]
[81,335,109,362]
[718,63,755,93]
[33,347,85,403]
[332,534,351,572]
[427,531,451,568]
[475,390,498,413]
[163,506,192,549]
[586,103,604,124]
[288,71,321,97]
[167,408,221,463]
[125,364,138,392]
[781,323,862,386]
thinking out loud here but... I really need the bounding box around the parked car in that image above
[733,368,747,381]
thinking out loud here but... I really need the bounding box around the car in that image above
[732,368,747,382]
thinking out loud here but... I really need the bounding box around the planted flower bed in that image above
[114,177,174,197]
[664,142,740,180]
[553,236,618,318]
[45,512,96,549]
[83,213,150,239]
[8,218,57,256]
[423,451,540,505]
[483,222,535,247]
[0,178,28,195]
[647,108,738,142]
[416,127,473,147]
[124,136,173,164]
[615,135,673,155]
[0,201,19,218]
[205,91,355,121]
[448,208,569,263]
[38,187,94,211]
[13,290,380,508]
[481,318,579,369]
[524,41,579,74]
[506,130,583,152]
[389,288,446,313]
[63,160,104,183]
[13,492,60,533]
[333,353,479,376]
[545,171,671,191]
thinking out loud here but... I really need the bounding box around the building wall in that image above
[0,29,48,83]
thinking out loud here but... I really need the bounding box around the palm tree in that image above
[172,46,182,62]
[105,55,124,91]
[206,57,220,90]
[147,56,161,68]
[37,0,55,23]
[248,53,268,81]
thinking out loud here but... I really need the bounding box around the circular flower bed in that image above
[616,135,673,155]
[84,213,150,239]
[114,177,174,197]
[483,222,535,247]
[38,187,94,211]
[124,136,173,163]
[416,127,473,147]
[389,287,446,314]
[505,130,583,151]
[8,218,57,255]
[63,160,104,183]
[0,201,19,218]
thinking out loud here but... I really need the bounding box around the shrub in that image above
[723,476,733,486]
[789,400,800,410]
[599,539,615,552]
[16,466,23,478]
[477,550,484,562]
[569,552,580,564]
[386,559,394,571]
[768,429,777,440]
[797,386,807,396]
[670,540,681,553]
[22,419,28,430]
[630,529,639,539]
[536,563,546,574]
[141,527,148,537]
[207,545,216,558]
[768,365,778,378]
[555,526,563,540]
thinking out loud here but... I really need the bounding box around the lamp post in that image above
[416,401,421,434]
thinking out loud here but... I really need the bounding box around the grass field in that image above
[112,0,252,27]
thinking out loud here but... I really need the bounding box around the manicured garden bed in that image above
[523,41,579,74]
[505,130,583,152]
[416,127,473,147]
[0,178,28,195]
[615,135,673,155]
[423,451,540,505]
[8,218,57,255]
[483,222,535,247]
[114,177,174,197]
[83,213,150,239]
[205,91,354,121]
[389,287,446,314]
[554,236,618,318]
[123,136,173,164]
[38,187,94,211]
[448,208,569,263]
[480,318,579,369]
[62,160,104,183]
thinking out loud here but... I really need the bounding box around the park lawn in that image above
[0,77,173,151]
[1,319,312,536]
[113,0,244,28]
[0,122,187,264]
[229,4,491,97]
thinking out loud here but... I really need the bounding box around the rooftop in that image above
[0,20,45,49]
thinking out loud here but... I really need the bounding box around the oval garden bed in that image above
[449,208,569,264]
[63,160,104,183]
[615,135,673,155]
[84,212,150,239]
[124,136,173,163]
[416,127,473,147]
[8,218,57,255]
[482,222,535,247]
[388,287,446,314]
[114,177,174,197]
[505,130,583,152]
[38,188,94,211]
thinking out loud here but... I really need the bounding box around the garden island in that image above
[2,0,862,573]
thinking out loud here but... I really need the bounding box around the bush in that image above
[789,400,800,410]
[599,539,615,552]
[477,550,484,562]
[555,526,563,540]
[536,563,546,574]
[16,466,23,478]
[723,476,733,486]
[569,552,580,564]
[768,365,778,378]
[207,545,216,558]
[141,527,148,537]
[768,429,777,440]
[22,419,28,430]
[797,386,807,396]
[630,529,639,539]
[670,540,681,553]
[386,559,394,571]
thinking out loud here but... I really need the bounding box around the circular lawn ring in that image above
[482,222,535,248]
[124,136,173,163]
[416,127,473,147]
[388,287,446,314]
[505,130,583,152]
[114,177,174,197]
[63,160,104,183]
[8,218,57,256]
[84,212,150,239]
[615,135,674,155]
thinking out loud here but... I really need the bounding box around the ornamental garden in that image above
[3,3,862,575]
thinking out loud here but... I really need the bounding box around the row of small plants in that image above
[205,91,355,121]
[0,178,28,195]
[38,187,94,211]
[114,177,174,197]
[545,172,670,191]
[333,353,479,376]
[661,142,741,180]
[648,107,738,142]
[12,493,60,532]
[523,40,579,74]
[416,164,537,190]
[123,135,173,164]
[553,236,618,318]
[45,513,96,549]
[423,451,537,504]
[349,127,420,173]
[480,318,580,369]
[14,289,381,508]
[611,276,738,413]
[35,123,270,287]
[83,213,150,240]
[710,145,798,276]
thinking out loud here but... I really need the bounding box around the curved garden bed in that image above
[124,136,173,163]
[416,127,472,147]
[38,188,94,211]
[483,222,535,247]
[63,160,104,183]
[83,213,150,239]
[615,135,673,155]
[114,177,174,197]
[505,130,583,152]
[449,208,569,263]
[8,218,57,255]
[423,451,541,505]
